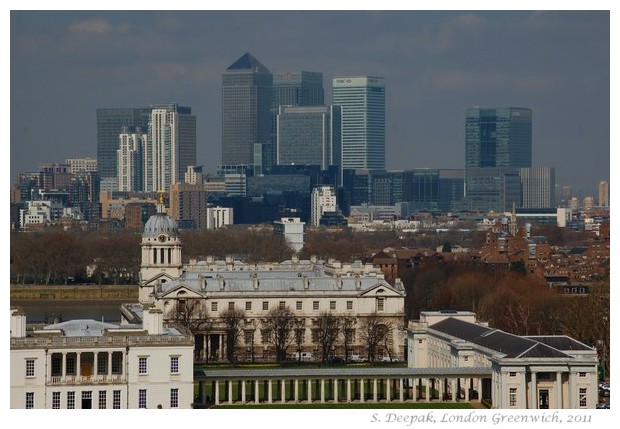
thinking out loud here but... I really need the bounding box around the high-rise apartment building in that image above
[519,167,556,209]
[65,158,98,174]
[117,127,147,192]
[332,76,385,171]
[169,182,208,229]
[276,105,341,171]
[598,180,609,207]
[465,107,532,212]
[311,185,337,226]
[221,53,273,172]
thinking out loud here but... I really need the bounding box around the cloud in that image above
[68,18,111,34]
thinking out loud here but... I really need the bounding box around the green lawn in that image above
[213,402,476,409]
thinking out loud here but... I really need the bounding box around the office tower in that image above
[117,127,147,192]
[519,167,556,209]
[169,182,208,229]
[332,76,385,171]
[184,165,204,185]
[97,107,152,184]
[465,107,531,212]
[598,180,609,207]
[206,206,234,229]
[273,217,305,252]
[144,103,196,192]
[311,185,337,226]
[221,53,273,172]
[273,71,324,107]
[276,105,341,171]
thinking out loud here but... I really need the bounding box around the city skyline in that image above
[10,9,611,196]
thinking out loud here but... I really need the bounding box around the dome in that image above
[143,213,179,239]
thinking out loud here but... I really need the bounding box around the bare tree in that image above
[262,306,296,362]
[292,317,306,364]
[219,306,246,364]
[316,311,341,363]
[341,316,357,362]
[359,312,387,363]
[167,298,209,332]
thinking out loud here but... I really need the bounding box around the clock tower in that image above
[139,194,183,298]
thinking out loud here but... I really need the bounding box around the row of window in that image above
[26,355,180,378]
[26,389,180,409]
[139,356,179,375]
[208,299,385,312]
[507,387,588,408]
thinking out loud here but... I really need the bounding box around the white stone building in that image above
[273,217,305,252]
[311,185,337,226]
[10,306,194,409]
[133,204,406,363]
[407,311,599,409]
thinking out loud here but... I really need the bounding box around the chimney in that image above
[252,273,259,290]
[303,275,309,289]
[217,274,225,290]
[143,306,163,335]
[354,275,361,290]
[336,274,343,289]
[292,254,299,263]
[10,308,26,338]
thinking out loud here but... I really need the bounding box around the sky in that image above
[9,5,613,198]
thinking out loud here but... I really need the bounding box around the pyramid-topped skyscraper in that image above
[221,53,273,172]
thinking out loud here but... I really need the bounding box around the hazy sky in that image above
[9,7,612,196]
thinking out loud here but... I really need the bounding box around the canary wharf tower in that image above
[332,76,385,170]
[221,53,273,171]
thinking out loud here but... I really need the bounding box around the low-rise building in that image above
[10,306,194,409]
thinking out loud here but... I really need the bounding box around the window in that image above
[509,388,517,407]
[244,330,254,344]
[346,301,353,310]
[26,359,35,377]
[330,301,336,310]
[67,391,75,409]
[228,302,235,311]
[245,301,252,311]
[211,302,218,312]
[112,390,121,409]
[170,356,179,374]
[139,357,148,374]
[296,301,302,311]
[26,392,34,409]
[377,297,385,312]
[99,391,107,409]
[97,354,107,374]
[579,388,587,407]
[313,301,319,311]
[52,392,60,409]
[279,301,286,309]
[139,389,147,409]
[66,355,76,375]
[261,329,269,344]
[579,372,587,378]
[170,388,179,408]
[111,352,122,374]
[345,329,355,343]
[262,301,269,311]
[509,372,517,377]
[464,356,469,362]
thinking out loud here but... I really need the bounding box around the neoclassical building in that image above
[129,201,407,363]
[10,306,194,409]
[407,311,599,409]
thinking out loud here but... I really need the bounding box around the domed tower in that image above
[139,194,182,301]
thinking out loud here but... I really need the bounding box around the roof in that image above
[143,212,179,238]
[42,319,124,337]
[429,317,572,359]
[524,335,594,352]
[227,52,270,73]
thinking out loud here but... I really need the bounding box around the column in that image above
[555,372,563,409]
[219,334,223,360]
[320,379,325,403]
[255,380,260,404]
[76,352,81,380]
[241,381,246,403]
[94,352,98,378]
[413,378,418,402]
[228,380,233,404]
[215,380,220,405]
[294,380,299,403]
[425,379,430,401]
[108,352,112,377]
[465,378,470,402]
[281,380,286,403]
[530,372,537,409]
[386,378,391,402]
[207,336,212,361]
[334,379,339,403]
[347,379,352,403]
[451,378,457,402]
[200,381,207,405]
[268,380,273,404]
[373,379,378,402]
[567,372,575,408]
[307,379,312,404]
[399,378,404,402]
[360,379,365,403]
[519,373,527,408]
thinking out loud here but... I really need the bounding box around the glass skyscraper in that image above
[221,53,273,171]
[273,71,324,107]
[332,76,385,171]
[465,107,532,212]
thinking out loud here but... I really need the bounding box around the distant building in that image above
[206,206,233,230]
[519,167,555,209]
[65,157,98,174]
[273,217,305,252]
[598,180,609,207]
[168,182,208,230]
[311,185,337,226]
[333,76,385,171]
[117,127,147,192]
[10,306,194,409]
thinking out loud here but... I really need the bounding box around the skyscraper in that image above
[332,76,385,171]
[465,107,532,212]
[221,53,273,172]
[273,71,324,108]
[97,107,151,188]
[117,126,147,192]
[519,167,556,209]
[598,180,609,207]
[276,105,341,170]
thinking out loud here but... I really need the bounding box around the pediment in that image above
[142,271,177,286]
[357,281,404,298]
[158,284,205,299]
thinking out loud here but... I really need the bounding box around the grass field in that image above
[212,402,477,409]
